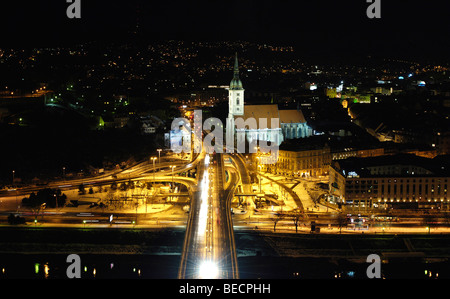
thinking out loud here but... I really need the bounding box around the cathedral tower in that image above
[228,53,244,116]
[226,53,244,152]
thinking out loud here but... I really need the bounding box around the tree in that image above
[22,188,66,210]
[7,213,25,225]
[422,214,437,234]
[336,212,347,234]
[119,182,128,191]
[78,184,85,195]
[271,212,285,232]
[290,209,306,233]
[57,193,67,208]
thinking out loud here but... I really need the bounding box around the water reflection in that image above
[237,256,450,279]
[425,269,439,279]
[44,263,49,279]
[0,254,448,279]
[0,254,180,279]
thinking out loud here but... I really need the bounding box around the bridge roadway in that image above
[178,153,239,279]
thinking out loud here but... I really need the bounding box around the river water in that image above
[0,253,448,279]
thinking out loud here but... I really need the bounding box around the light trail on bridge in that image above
[196,154,220,279]
[178,153,239,279]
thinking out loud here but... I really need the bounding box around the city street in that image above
[2,156,450,238]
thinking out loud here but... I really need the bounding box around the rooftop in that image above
[332,154,450,178]
[279,109,306,124]
[279,134,382,152]
[235,104,280,129]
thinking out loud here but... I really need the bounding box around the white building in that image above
[226,54,311,149]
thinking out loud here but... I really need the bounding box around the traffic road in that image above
[0,151,204,198]
[178,153,239,279]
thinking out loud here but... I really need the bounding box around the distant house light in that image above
[348,171,359,178]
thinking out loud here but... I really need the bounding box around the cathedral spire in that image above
[230,52,243,90]
[233,52,239,78]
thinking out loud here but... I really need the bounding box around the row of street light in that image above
[150,149,176,191]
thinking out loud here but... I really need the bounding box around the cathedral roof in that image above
[279,109,306,124]
[235,104,280,129]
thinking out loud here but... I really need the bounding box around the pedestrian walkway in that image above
[256,172,333,213]
[256,173,301,212]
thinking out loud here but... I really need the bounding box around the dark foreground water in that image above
[0,253,448,279]
[0,254,181,279]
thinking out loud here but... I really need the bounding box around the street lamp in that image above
[12,170,17,209]
[157,149,162,169]
[258,165,262,193]
[63,167,66,181]
[151,157,157,185]
[170,165,176,192]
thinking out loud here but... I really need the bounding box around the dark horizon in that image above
[1,0,450,62]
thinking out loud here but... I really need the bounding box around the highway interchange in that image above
[2,147,450,278]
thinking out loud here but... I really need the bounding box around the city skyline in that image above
[1,0,450,284]
[1,0,450,61]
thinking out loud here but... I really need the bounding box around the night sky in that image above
[1,0,450,61]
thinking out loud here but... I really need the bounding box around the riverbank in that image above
[235,231,450,258]
[1,227,449,259]
[0,227,185,255]
[0,227,449,278]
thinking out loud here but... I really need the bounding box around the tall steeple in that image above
[226,53,245,152]
[230,52,243,90]
[228,53,244,117]
[233,52,239,77]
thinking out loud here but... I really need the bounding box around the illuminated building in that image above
[329,154,450,210]
[279,109,312,139]
[269,133,384,178]
[226,54,311,148]
[228,53,245,116]
[235,104,283,147]
[331,146,384,160]
[274,146,331,178]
